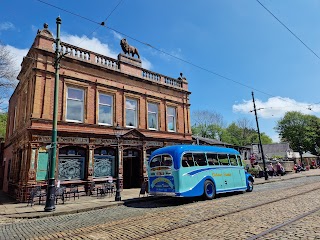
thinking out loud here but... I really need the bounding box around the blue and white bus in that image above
[147,145,254,200]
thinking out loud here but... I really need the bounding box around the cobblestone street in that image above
[1,176,320,239]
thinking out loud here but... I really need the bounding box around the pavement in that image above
[1,169,320,219]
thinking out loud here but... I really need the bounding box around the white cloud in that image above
[61,33,152,70]
[112,30,122,41]
[233,96,320,119]
[0,22,15,31]
[5,45,28,72]
[61,33,118,59]
[141,57,152,70]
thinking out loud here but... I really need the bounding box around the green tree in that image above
[0,112,7,139]
[224,122,242,145]
[191,110,224,138]
[250,132,273,145]
[191,110,273,146]
[0,44,18,107]
[275,111,320,153]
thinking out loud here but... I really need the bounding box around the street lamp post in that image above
[44,17,61,212]
[114,123,122,201]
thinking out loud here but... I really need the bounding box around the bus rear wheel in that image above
[203,180,215,200]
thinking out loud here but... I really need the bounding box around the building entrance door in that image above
[123,149,141,189]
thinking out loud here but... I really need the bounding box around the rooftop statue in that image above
[120,38,140,59]
[178,72,187,81]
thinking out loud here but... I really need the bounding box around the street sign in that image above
[252,144,259,154]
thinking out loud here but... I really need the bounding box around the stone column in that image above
[142,145,148,182]
[87,145,95,181]
[27,146,37,184]
[118,144,124,189]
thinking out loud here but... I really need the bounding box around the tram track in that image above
[246,206,320,240]
[30,181,320,240]
[136,184,320,240]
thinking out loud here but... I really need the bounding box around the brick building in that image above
[2,24,192,201]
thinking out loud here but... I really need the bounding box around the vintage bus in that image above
[147,145,254,200]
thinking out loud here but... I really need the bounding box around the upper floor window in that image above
[167,107,176,132]
[98,93,113,125]
[148,102,158,130]
[126,98,137,128]
[66,87,84,122]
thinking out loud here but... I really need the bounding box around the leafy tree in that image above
[224,122,242,145]
[275,111,320,153]
[0,43,18,110]
[250,132,273,145]
[0,112,7,139]
[192,111,274,146]
[191,110,224,138]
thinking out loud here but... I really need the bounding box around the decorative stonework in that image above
[37,23,53,38]
[118,53,142,67]
[146,141,164,147]
[33,135,89,144]
[28,169,36,180]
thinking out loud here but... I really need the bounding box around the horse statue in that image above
[120,38,140,59]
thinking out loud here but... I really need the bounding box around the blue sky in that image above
[1,0,320,142]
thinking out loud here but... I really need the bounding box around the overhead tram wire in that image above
[255,0,320,61]
[36,0,276,98]
[76,0,124,48]
[36,0,317,108]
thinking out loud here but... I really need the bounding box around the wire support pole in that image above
[252,91,268,180]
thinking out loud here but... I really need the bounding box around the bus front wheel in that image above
[203,180,215,200]
[246,180,253,192]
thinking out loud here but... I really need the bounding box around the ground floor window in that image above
[94,148,115,178]
[58,147,86,180]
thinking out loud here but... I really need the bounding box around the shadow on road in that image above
[124,191,245,209]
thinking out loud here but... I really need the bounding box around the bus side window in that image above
[237,155,243,166]
[218,154,229,165]
[206,153,219,165]
[182,156,190,167]
[182,153,194,167]
[193,153,207,166]
[229,154,238,166]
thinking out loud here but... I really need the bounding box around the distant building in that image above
[2,23,192,201]
[250,142,293,161]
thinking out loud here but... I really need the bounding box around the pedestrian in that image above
[275,162,285,176]
[253,162,263,178]
[267,162,275,177]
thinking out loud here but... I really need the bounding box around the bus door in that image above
[236,155,246,187]
[226,154,246,190]
[206,153,225,191]
[218,154,235,190]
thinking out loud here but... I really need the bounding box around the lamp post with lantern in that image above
[113,123,123,201]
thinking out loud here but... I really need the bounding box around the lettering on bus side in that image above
[224,173,232,177]
[212,173,222,177]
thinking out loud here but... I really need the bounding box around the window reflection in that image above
[66,87,84,122]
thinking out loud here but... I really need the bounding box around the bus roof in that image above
[148,145,240,169]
